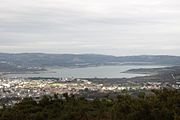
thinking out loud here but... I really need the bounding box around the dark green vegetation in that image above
[124,66,180,75]
[1,53,180,72]
[0,89,179,120]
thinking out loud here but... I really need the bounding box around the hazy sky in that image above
[0,0,180,55]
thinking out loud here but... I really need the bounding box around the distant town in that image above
[0,74,179,107]
[0,54,180,107]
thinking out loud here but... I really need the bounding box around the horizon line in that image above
[0,52,179,57]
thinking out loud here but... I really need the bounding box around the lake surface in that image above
[5,65,167,78]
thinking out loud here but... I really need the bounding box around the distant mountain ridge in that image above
[0,53,180,72]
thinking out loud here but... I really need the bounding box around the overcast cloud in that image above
[0,0,180,55]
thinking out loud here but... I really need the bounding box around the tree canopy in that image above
[0,89,179,120]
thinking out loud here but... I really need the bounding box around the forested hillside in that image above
[1,53,180,72]
[0,89,179,120]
